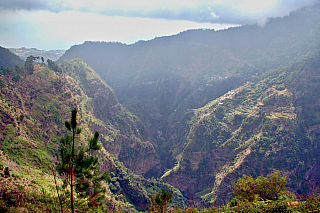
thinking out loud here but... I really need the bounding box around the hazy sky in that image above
[0,0,318,50]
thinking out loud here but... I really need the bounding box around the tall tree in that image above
[47,59,60,72]
[14,64,23,75]
[25,55,36,74]
[57,108,109,212]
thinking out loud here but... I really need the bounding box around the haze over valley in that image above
[1,0,320,212]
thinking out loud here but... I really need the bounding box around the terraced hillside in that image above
[163,51,320,205]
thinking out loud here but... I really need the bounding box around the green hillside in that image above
[0,58,183,212]
[0,46,24,69]
[163,50,320,205]
[56,2,320,205]
[1,2,320,212]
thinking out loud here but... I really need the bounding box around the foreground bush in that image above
[1,170,320,212]
[232,170,288,202]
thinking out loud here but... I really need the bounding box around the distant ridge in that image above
[9,47,65,61]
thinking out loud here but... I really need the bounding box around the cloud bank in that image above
[1,0,318,25]
[0,0,68,13]
[1,0,319,50]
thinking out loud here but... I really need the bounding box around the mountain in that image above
[9,47,65,61]
[0,46,24,69]
[163,51,320,205]
[1,2,320,210]
[58,58,161,177]
[56,2,320,205]
[0,55,183,211]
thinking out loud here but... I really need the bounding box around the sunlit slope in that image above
[163,50,320,205]
[0,59,184,211]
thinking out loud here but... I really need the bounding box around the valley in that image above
[1,2,320,212]
[57,3,320,206]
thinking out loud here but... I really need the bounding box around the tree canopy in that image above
[232,170,288,202]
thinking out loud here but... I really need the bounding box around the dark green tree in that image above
[3,66,14,75]
[14,64,23,75]
[0,78,6,92]
[57,108,109,212]
[25,55,36,74]
[12,74,21,81]
[47,59,60,72]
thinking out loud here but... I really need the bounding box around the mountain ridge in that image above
[9,47,65,61]
[56,2,320,205]
[1,2,320,209]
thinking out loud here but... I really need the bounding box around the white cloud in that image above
[0,10,235,50]
[208,7,220,19]
[1,0,318,24]
[0,0,318,49]
[237,0,278,13]
[63,0,198,10]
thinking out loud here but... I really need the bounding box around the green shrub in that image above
[150,188,173,213]
[232,170,288,202]
[276,84,286,91]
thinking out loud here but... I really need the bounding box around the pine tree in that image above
[25,55,36,74]
[57,108,109,212]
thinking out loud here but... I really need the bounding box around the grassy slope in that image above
[0,61,183,211]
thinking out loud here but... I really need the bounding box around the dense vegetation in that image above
[1,2,320,212]
[1,168,320,212]
[0,56,183,212]
[162,50,320,205]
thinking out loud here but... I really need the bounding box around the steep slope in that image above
[57,3,320,172]
[1,58,160,177]
[58,58,161,176]
[0,46,24,69]
[163,50,320,205]
[0,58,183,211]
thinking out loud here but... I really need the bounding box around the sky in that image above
[0,0,318,50]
